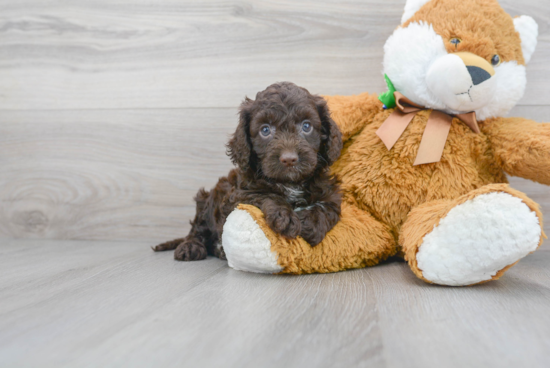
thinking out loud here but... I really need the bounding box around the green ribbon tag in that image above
[378,74,397,109]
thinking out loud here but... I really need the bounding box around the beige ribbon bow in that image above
[376,92,480,165]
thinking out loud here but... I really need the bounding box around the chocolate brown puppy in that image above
[153,82,342,261]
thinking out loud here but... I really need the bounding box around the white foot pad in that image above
[416,192,541,286]
[222,208,283,274]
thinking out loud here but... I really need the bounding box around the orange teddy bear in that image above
[222,0,549,286]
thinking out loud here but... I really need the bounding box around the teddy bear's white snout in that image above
[426,52,496,113]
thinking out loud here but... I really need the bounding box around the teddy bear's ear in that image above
[401,0,432,24]
[514,15,538,64]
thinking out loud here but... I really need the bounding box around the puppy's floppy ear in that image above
[315,95,342,167]
[227,97,255,172]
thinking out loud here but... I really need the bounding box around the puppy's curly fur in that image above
[153,82,343,261]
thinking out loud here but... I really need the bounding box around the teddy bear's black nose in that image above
[467,66,492,85]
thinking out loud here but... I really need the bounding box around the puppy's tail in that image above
[152,238,186,252]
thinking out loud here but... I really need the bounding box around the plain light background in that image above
[0,0,548,242]
[0,1,549,367]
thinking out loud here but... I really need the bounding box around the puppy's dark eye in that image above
[260,124,271,137]
[491,54,501,66]
[301,121,312,134]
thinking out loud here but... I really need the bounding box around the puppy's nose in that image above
[280,151,298,167]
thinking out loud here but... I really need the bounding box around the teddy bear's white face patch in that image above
[426,53,497,112]
[383,22,527,120]
[383,22,447,111]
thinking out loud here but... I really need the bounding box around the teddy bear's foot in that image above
[222,203,396,274]
[221,206,283,274]
[401,184,544,286]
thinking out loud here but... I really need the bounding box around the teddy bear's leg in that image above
[222,202,396,274]
[400,184,545,286]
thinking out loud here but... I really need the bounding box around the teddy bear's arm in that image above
[322,92,382,142]
[482,117,550,185]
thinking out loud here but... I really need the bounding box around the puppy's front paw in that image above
[265,207,301,239]
[301,231,325,247]
[174,240,208,261]
[297,212,326,246]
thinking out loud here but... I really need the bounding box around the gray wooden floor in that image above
[1,239,550,368]
[1,0,549,367]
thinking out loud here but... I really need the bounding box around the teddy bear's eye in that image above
[491,54,501,66]
[450,38,461,46]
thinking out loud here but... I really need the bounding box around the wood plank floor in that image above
[0,0,548,110]
[1,239,549,368]
[1,0,549,367]
[0,0,549,242]
[2,107,550,241]
[1,0,549,242]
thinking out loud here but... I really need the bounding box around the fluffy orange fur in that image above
[482,117,550,185]
[238,203,395,274]
[232,0,548,281]
[236,93,548,276]
[400,184,545,284]
[404,0,525,65]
